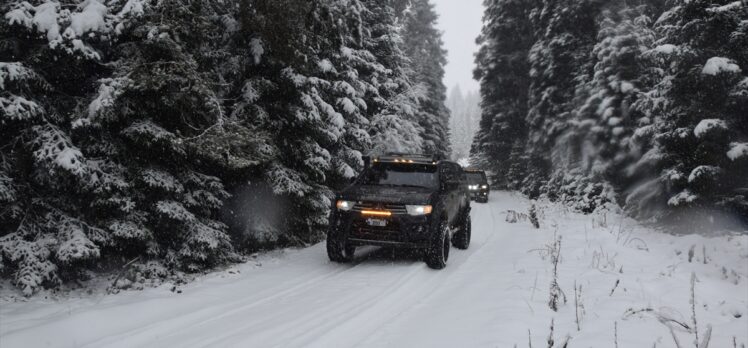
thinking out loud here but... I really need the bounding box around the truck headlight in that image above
[481,185,488,189]
[406,205,433,216]
[336,200,355,211]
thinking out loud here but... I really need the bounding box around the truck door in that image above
[443,164,459,225]
[458,168,469,210]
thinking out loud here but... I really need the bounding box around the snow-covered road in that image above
[1,192,746,347]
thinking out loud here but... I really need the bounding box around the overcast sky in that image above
[432,0,484,94]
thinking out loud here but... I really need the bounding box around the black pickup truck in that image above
[465,169,490,203]
[327,154,471,269]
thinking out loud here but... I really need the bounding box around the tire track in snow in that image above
[195,200,510,348]
[349,201,512,347]
[191,262,430,347]
[83,248,385,348]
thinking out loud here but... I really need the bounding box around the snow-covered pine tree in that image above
[229,0,424,244]
[471,0,539,188]
[527,0,607,199]
[0,0,149,294]
[72,0,240,272]
[470,0,746,221]
[231,0,344,243]
[447,85,466,160]
[576,7,656,180]
[549,6,657,213]
[361,0,425,155]
[447,86,481,161]
[628,0,748,220]
[463,90,481,154]
[398,0,451,158]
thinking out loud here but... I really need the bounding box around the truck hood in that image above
[338,185,434,205]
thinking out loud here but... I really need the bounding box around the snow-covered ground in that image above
[1,192,746,347]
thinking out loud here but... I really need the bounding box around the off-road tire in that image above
[453,213,471,250]
[425,220,450,269]
[327,227,355,263]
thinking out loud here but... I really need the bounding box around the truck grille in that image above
[352,202,408,215]
[352,227,402,241]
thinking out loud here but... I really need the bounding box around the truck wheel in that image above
[327,228,355,263]
[425,220,450,269]
[453,214,471,250]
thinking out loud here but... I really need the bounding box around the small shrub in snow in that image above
[548,235,565,311]
[543,172,617,214]
[0,233,60,296]
[529,204,540,229]
[574,280,584,331]
[506,210,528,223]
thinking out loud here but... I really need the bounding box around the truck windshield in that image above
[466,172,487,184]
[360,163,438,189]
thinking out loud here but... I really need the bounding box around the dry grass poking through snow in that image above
[519,199,748,347]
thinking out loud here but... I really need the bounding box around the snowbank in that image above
[653,44,677,54]
[702,57,741,76]
[694,118,727,138]
[1,192,745,347]
[728,142,748,161]
[707,1,743,13]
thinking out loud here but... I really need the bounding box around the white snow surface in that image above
[653,44,677,54]
[69,0,108,36]
[249,38,264,65]
[728,142,748,161]
[1,192,746,347]
[694,118,727,138]
[702,57,741,75]
[317,59,334,73]
[707,1,743,13]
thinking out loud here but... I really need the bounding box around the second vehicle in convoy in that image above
[465,169,490,203]
[327,153,471,269]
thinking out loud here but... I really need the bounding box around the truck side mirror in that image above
[362,156,371,168]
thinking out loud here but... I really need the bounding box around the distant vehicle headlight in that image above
[469,185,478,190]
[406,205,433,216]
[481,185,488,189]
[336,200,355,211]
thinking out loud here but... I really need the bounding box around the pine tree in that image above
[628,0,748,219]
[447,85,481,161]
[525,0,605,198]
[362,0,425,155]
[549,6,657,212]
[0,0,149,294]
[471,0,746,221]
[579,7,656,177]
[399,0,451,157]
[471,0,539,188]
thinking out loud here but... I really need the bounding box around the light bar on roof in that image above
[375,155,437,165]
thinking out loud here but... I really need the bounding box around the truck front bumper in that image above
[330,211,434,249]
[470,190,488,200]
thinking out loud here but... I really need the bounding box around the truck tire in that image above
[453,213,471,250]
[425,220,450,269]
[327,228,355,263]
